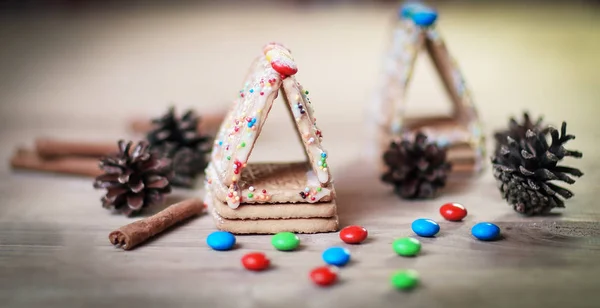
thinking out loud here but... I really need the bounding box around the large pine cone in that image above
[492,122,583,215]
[381,132,452,199]
[147,107,211,188]
[493,112,544,155]
[93,140,172,216]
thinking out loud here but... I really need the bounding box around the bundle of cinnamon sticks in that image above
[10,111,225,177]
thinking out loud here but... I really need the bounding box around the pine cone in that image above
[492,122,583,215]
[93,140,172,216]
[494,112,544,155]
[381,132,452,199]
[147,107,212,187]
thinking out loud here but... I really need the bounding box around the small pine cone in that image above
[147,107,212,188]
[492,122,583,215]
[494,111,544,155]
[381,132,452,199]
[93,140,172,216]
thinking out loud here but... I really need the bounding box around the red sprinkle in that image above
[440,202,468,221]
[339,225,368,244]
[310,266,337,286]
[234,170,239,174]
[241,252,270,271]
[262,189,267,194]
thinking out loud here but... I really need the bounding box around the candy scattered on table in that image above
[310,266,338,287]
[439,202,468,221]
[322,246,351,267]
[206,231,236,251]
[411,218,440,237]
[393,237,421,257]
[390,270,419,290]
[271,232,300,251]
[471,222,501,241]
[241,252,270,271]
[339,225,368,244]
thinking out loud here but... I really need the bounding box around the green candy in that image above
[390,270,419,290]
[271,232,300,251]
[393,237,421,257]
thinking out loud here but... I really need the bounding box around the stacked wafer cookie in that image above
[204,43,339,234]
[206,162,338,234]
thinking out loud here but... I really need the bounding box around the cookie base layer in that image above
[211,209,339,234]
[212,194,337,220]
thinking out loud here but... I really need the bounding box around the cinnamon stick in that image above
[35,138,117,158]
[10,148,102,177]
[128,110,227,135]
[109,198,205,250]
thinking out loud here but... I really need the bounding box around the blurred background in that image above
[0,0,599,165]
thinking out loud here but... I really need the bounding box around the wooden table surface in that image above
[1,2,599,308]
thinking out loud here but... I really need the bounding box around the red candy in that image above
[310,266,337,286]
[271,60,298,76]
[241,252,270,271]
[439,202,468,221]
[339,225,368,244]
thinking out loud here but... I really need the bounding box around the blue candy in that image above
[322,247,351,267]
[471,222,500,241]
[206,231,236,251]
[399,2,438,27]
[399,2,422,18]
[411,10,438,27]
[411,218,440,237]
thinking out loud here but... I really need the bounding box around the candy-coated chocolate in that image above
[411,10,438,26]
[399,3,423,18]
[310,266,337,286]
[411,218,440,237]
[399,2,438,27]
[322,246,351,267]
[471,222,501,241]
[440,202,468,221]
[266,48,298,76]
[271,232,300,251]
[241,252,270,271]
[339,225,368,244]
[206,231,236,251]
[393,237,421,257]
[390,270,419,290]
[271,60,298,76]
